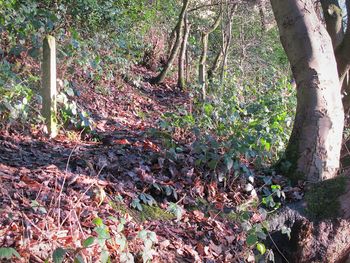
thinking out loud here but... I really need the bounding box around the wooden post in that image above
[42,35,57,138]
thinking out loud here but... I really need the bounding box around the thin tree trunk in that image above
[198,11,221,99]
[178,13,191,89]
[320,0,344,49]
[320,0,350,116]
[208,49,223,81]
[151,0,190,84]
[272,0,344,182]
[220,4,236,84]
[168,30,177,58]
[335,1,350,113]
[185,43,190,84]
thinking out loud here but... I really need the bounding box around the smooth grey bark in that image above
[271,0,344,182]
[151,0,190,84]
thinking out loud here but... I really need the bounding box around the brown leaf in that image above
[193,210,205,221]
[209,241,222,255]
[20,175,41,189]
[225,235,235,244]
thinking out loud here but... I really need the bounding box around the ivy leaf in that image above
[74,254,85,263]
[139,193,156,206]
[167,202,183,221]
[120,252,134,263]
[246,234,257,246]
[100,250,110,263]
[138,229,147,240]
[131,198,143,211]
[66,87,75,97]
[93,217,103,227]
[164,186,172,196]
[208,159,218,170]
[52,247,66,263]
[117,223,124,232]
[225,157,233,171]
[0,247,21,259]
[95,226,110,240]
[83,236,95,248]
[116,235,127,251]
[256,243,266,255]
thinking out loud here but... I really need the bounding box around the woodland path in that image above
[0,66,248,262]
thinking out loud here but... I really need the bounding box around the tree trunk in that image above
[319,0,350,116]
[267,179,350,263]
[220,4,236,84]
[178,13,191,90]
[167,30,177,59]
[208,49,223,82]
[151,0,190,84]
[320,0,343,49]
[198,12,221,99]
[272,0,344,182]
[335,1,350,114]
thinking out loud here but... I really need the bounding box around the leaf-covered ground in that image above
[0,64,298,262]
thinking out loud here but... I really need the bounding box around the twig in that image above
[73,209,86,239]
[57,145,78,230]
[176,193,187,204]
[267,231,290,263]
[59,165,105,227]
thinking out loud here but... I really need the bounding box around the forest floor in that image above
[0,65,286,262]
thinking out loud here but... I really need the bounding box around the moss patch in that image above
[305,176,348,219]
[139,205,175,221]
[223,211,239,222]
[110,201,131,215]
[275,140,305,182]
[185,198,209,211]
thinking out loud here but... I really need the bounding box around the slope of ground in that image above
[0,65,254,262]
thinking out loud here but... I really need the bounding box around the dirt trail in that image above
[0,66,246,262]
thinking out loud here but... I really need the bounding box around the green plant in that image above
[0,247,21,260]
[131,193,157,211]
[51,216,137,263]
[137,230,158,263]
[56,87,94,131]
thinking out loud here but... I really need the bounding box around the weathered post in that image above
[42,35,57,138]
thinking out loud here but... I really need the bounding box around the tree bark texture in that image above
[178,13,191,89]
[335,0,350,114]
[208,49,223,81]
[220,4,236,84]
[268,184,350,263]
[320,0,344,49]
[271,0,344,182]
[319,0,350,117]
[151,0,190,84]
[198,11,221,98]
